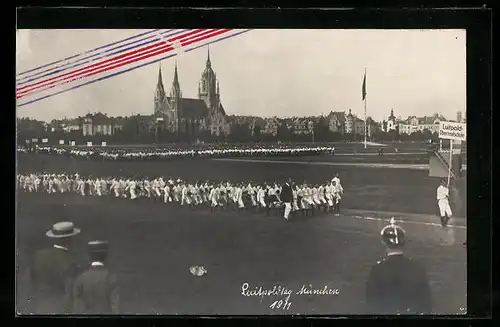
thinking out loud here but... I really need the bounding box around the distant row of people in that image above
[18,172,344,218]
[17,145,335,161]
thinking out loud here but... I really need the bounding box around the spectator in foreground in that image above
[365,218,432,315]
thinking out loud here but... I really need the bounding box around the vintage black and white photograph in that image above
[16,28,467,315]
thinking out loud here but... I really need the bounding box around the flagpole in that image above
[364,66,367,150]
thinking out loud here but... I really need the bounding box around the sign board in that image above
[59,140,65,145]
[156,117,164,121]
[87,142,93,147]
[101,141,107,147]
[439,122,466,141]
[42,138,48,143]
[70,141,76,146]
[32,138,38,143]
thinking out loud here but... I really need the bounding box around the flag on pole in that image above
[362,70,367,100]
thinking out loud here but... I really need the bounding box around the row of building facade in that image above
[21,108,464,138]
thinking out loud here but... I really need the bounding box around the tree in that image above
[313,117,330,142]
[277,123,292,142]
[251,125,262,142]
[421,129,433,142]
[386,129,399,142]
[431,131,439,141]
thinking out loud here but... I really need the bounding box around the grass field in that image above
[16,192,466,315]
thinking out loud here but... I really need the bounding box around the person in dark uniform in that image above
[281,178,293,221]
[72,241,119,314]
[26,222,81,314]
[365,218,432,315]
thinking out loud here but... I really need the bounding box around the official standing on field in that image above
[27,222,81,314]
[281,178,293,221]
[365,218,432,315]
[437,180,453,227]
[73,241,119,314]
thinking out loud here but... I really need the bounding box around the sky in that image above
[16,29,466,123]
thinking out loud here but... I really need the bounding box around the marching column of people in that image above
[17,172,345,220]
[18,144,335,162]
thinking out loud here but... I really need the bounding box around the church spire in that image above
[206,45,211,68]
[156,63,165,96]
[173,60,180,88]
[154,63,166,115]
[171,60,181,98]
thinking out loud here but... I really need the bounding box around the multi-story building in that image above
[81,113,117,136]
[345,109,366,135]
[290,117,314,135]
[261,117,280,136]
[326,111,346,134]
[398,114,447,135]
[64,118,82,133]
[354,118,365,135]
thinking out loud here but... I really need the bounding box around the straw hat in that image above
[46,221,81,238]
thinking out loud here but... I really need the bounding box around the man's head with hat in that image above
[46,221,81,247]
[380,218,406,255]
[88,240,109,264]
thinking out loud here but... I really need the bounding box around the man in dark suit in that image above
[26,222,81,314]
[365,218,432,315]
[281,178,294,221]
[73,241,119,314]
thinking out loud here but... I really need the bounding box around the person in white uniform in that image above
[209,185,219,211]
[94,178,102,197]
[257,185,266,211]
[127,179,137,200]
[332,174,343,214]
[235,183,245,212]
[163,183,171,204]
[436,180,453,227]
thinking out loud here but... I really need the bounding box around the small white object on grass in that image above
[189,265,207,276]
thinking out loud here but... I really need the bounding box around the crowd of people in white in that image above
[17,145,335,161]
[17,172,344,217]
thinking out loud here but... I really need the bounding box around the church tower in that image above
[167,61,182,131]
[198,46,220,112]
[154,64,166,116]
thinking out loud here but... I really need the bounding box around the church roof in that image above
[167,97,209,120]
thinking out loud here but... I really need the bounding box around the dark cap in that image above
[380,218,405,248]
[88,240,109,253]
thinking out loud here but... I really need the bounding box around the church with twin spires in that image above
[153,47,229,136]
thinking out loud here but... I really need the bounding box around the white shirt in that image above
[437,185,449,200]
[53,245,68,251]
[333,177,343,193]
[91,261,104,267]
